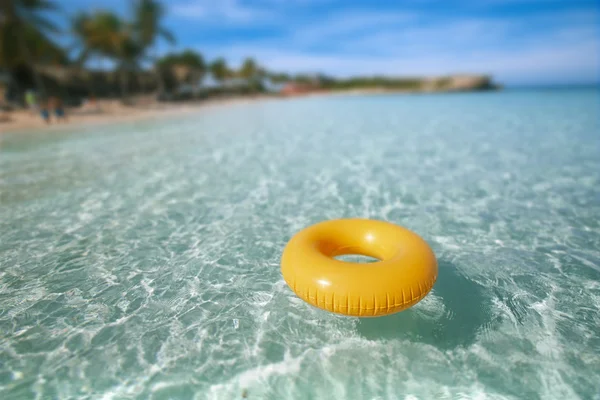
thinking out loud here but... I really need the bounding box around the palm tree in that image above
[81,11,137,101]
[70,12,102,97]
[0,0,62,97]
[157,50,205,94]
[133,0,175,95]
[180,50,204,92]
[71,13,92,63]
[87,11,124,60]
[268,72,292,83]
[115,30,144,101]
[239,57,259,80]
[158,50,204,71]
[210,58,229,82]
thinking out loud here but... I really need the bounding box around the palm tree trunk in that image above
[19,33,46,98]
[80,65,95,99]
[139,69,147,94]
[119,67,128,103]
[154,46,166,95]
[191,71,198,98]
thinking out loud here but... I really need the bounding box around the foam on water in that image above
[1,89,600,399]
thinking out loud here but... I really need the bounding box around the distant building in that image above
[177,73,286,95]
[222,77,249,89]
[260,77,284,93]
[201,73,222,89]
[280,82,315,96]
[199,73,249,90]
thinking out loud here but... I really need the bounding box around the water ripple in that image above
[1,89,600,399]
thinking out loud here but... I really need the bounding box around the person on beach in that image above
[39,99,50,124]
[50,96,67,122]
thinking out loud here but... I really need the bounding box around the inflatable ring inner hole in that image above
[333,254,380,263]
[315,236,395,264]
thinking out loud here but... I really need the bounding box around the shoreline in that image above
[0,87,496,135]
[0,94,283,135]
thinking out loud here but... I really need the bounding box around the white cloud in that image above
[171,1,599,84]
[289,10,418,45]
[172,0,274,23]
[204,34,598,84]
[196,15,598,84]
[170,0,335,23]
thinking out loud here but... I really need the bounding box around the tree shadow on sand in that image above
[356,260,496,350]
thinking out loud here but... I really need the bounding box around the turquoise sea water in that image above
[1,89,599,400]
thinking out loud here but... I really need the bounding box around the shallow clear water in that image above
[1,89,599,400]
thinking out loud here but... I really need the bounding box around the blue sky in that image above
[57,0,599,86]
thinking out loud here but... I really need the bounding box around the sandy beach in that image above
[0,90,368,135]
[0,91,369,135]
[0,94,289,135]
[0,87,469,135]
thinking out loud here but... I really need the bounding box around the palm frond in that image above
[25,13,61,33]
[159,27,175,44]
[74,48,90,66]
[19,0,59,11]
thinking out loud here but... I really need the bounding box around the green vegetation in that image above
[239,57,264,80]
[209,58,231,82]
[268,73,292,83]
[320,76,424,91]
[133,0,175,93]
[1,0,65,95]
[158,50,205,70]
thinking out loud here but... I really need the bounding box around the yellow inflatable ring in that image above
[281,218,438,317]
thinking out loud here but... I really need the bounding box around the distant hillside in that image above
[318,74,500,92]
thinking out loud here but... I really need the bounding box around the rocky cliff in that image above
[421,75,499,92]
